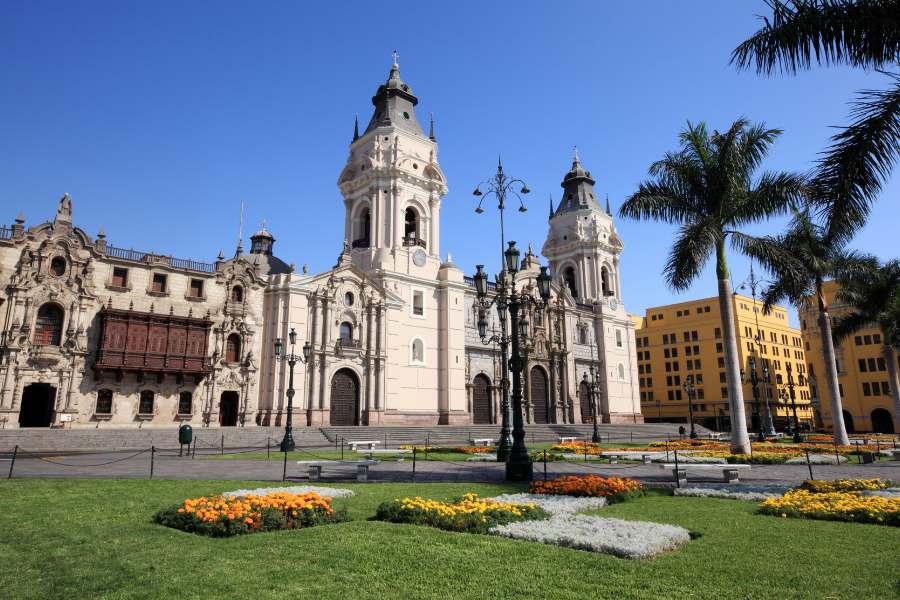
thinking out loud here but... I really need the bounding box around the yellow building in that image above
[633,294,813,432]
[799,280,897,434]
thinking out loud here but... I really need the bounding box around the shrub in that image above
[375,493,548,534]
[530,475,644,503]
[155,491,345,537]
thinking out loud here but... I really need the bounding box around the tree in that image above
[619,118,806,453]
[732,0,900,239]
[735,207,865,444]
[832,257,900,432]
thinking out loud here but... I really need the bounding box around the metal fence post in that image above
[804,448,814,481]
[150,446,155,479]
[221,433,224,455]
[673,449,680,488]
[282,450,288,482]
[191,437,197,459]
[412,447,416,482]
[7,445,17,479]
[543,449,548,481]
[341,439,344,460]
[267,437,271,461]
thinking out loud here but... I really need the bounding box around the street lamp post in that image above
[582,372,601,443]
[748,356,765,442]
[472,159,531,461]
[683,375,697,439]
[761,361,776,437]
[786,363,803,443]
[273,328,311,452]
[474,241,552,482]
[740,263,777,438]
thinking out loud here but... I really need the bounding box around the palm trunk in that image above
[816,281,850,445]
[716,241,751,453]
[884,345,900,433]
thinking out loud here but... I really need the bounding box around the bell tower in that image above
[542,150,624,303]
[337,54,448,275]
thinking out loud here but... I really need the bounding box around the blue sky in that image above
[2,1,896,325]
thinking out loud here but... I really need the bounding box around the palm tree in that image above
[735,207,865,445]
[832,258,900,432]
[732,0,900,239]
[619,118,806,453]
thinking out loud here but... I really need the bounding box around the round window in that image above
[403,112,410,119]
[50,256,66,277]
[345,292,354,307]
[413,163,418,169]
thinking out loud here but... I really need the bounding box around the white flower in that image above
[489,493,607,514]
[490,514,690,559]
[222,485,355,499]
[784,454,847,465]
[673,486,785,501]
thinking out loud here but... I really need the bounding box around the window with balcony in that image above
[340,322,354,346]
[225,334,241,363]
[231,285,243,303]
[33,303,64,346]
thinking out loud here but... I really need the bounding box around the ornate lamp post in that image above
[740,263,777,439]
[273,328,311,452]
[474,241,552,481]
[472,160,530,461]
[747,356,764,441]
[581,372,601,443]
[683,374,697,439]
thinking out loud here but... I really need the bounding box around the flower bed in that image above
[674,486,787,501]
[222,485,354,499]
[490,493,608,514]
[551,442,603,455]
[759,489,900,526]
[490,514,691,559]
[455,446,496,454]
[530,476,644,502]
[798,479,891,493]
[375,493,548,533]
[155,491,345,537]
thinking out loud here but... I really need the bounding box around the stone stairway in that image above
[318,422,712,448]
[0,426,332,452]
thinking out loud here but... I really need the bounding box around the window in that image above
[854,336,863,346]
[646,378,652,387]
[863,335,872,345]
[151,273,167,293]
[695,374,703,384]
[404,207,419,241]
[716,343,723,353]
[714,328,721,339]
[721,387,728,398]
[412,290,424,316]
[231,285,244,303]
[112,267,128,288]
[615,329,622,348]
[868,358,877,372]
[877,357,886,371]
[579,327,588,345]
[719,372,727,383]
[189,279,204,298]
[672,362,680,371]
[859,359,867,373]
[344,291,354,307]
[694,359,701,369]
[139,390,155,415]
[717,357,725,368]
[96,389,113,414]
[863,382,871,396]
[692,331,698,341]
[563,267,578,299]
[225,334,241,363]
[339,322,353,345]
[882,382,891,395]
[411,338,425,364]
[50,256,66,277]
[33,303,64,346]
[873,333,882,344]
[671,348,678,358]
[178,391,192,415]
[704,306,710,313]
[675,389,682,400]
[664,348,670,359]
[618,364,625,379]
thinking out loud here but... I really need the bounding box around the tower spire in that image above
[549,194,554,220]
[605,194,611,215]
[235,200,245,257]
[353,114,359,142]
[428,113,435,141]
[573,145,581,166]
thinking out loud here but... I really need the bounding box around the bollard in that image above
[282,451,288,482]
[267,437,271,461]
[7,445,17,479]
[341,439,344,461]
[221,433,224,455]
[833,439,841,465]
[543,449,548,481]
[804,448,814,481]
[150,446,155,479]
[412,447,416,482]
[192,437,197,459]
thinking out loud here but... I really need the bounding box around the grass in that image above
[1,479,898,599]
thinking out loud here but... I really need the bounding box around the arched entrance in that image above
[219,391,239,426]
[871,408,895,434]
[472,374,491,424]
[579,380,592,423]
[330,369,359,426]
[842,410,855,434]
[19,383,56,427]
[530,366,549,424]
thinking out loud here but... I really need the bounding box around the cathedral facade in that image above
[0,60,642,429]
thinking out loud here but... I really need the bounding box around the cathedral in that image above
[0,59,642,430]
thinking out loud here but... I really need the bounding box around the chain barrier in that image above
[15,447,150,468]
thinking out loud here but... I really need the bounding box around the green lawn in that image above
[1,479,897,599]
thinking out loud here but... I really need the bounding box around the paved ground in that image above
[3,448,898,486]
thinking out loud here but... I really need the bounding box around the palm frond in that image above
[813,77,900,241]
[731,171,808,226]
[619,180,701,224]
[831,310,876,342]
[663,222,718,291]
[731,0,900,75]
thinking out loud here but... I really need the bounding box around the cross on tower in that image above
[392,50,399,67]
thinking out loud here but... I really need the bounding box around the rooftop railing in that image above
[104,244,215,273]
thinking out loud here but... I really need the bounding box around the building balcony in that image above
[402,236,426,248]
[94,350,212,374]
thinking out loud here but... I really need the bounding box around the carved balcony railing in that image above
[104,245,215,273]
[402,236,426,248]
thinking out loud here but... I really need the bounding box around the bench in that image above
[601,452,654,464]
[355,448,412,459]
[558,436,578,444]
[659,463,751,484]
[296,460,380,481]
[890,449,900,461]
[471,438,495,447]
[346,440,380,451]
